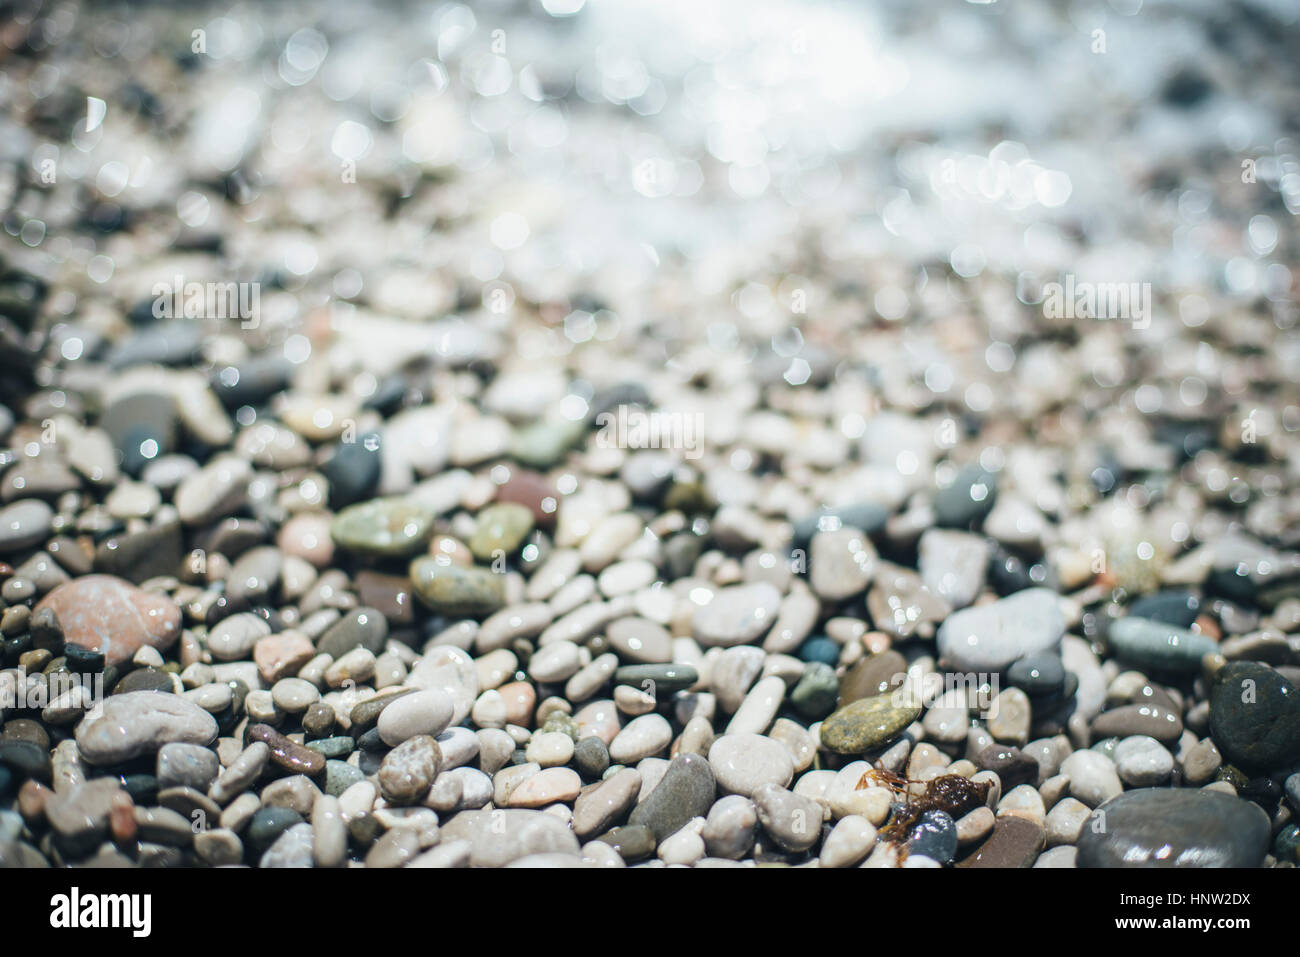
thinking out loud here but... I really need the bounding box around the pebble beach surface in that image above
[1,1,1299,869]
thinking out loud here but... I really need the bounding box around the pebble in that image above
[752,783,822,853]
[708,732,794,797]
[819,815,877,867]
[75,692,218,765]
[818,693,920,754]
[35,575,182,667]
[409,559,506,618]
[1106,617,1218,673]
[692,582,781,647]
[1077,788,1270,868]
[508,767,583,807]
[377,735,441,805]
[1059,750,1123,807]
[936,587,1064,672]
[919,529,989,609]
[1208,661,1300,770]
[377,690,455,747]
[808,527,877,600]
[956,815,1044,868]
[702,794,758,860]
[608,714,672,763]
[628,753,716,842]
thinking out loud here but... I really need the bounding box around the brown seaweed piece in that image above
[856,771,991,847]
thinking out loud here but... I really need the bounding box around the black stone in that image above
[1209,661,1300,770]
[1077,789,1269,868]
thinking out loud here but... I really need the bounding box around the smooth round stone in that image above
[1128,590,1202,628]
[702,794,758,860]
[596,823,655,861]
[377,735,441,805]
[175,456,250,525]
[331,498,434,557]
[320,437,381,509]
[207,612,272,662]
[247,725,326,777]
[752,783,822,853]
[573,767,642,839]
[268,677,318,714]
[838,651,907,706]
[377,690,455,747]
[612,663,698,696]
[607,617,673,664]
[224,545,282,606]
[526,731,576,768]
[726,675,785,735]
[529,640,583,683]
[246,807,305,855]
[1106,617,1218,674]
[975,745,1039,790]
[790,662,838,720]
[1007,654,1066,698]
[819,693,921,754]
[936,588,1064,673]
[573,736,610,780]
[0,499,54,553]
[808,527,877,600]
[34,575,182,667]
[1113,735,1173,787]
[507,767,582,808]
[277,512,335,567]
[324,760,364,797]
[708,733,794,797]
[1077,788,1271,868]
[918,528,989,610]
[608,714,672,764]
[409,559,506,618]
[318,607,389,659]
[907,809,958,865]
[75,691,218,765]
[1092,703,1183,743]
[1060,750,1123,807]
[796,636,839,666]
[1208,661,1300,770]
[820,815,878,868]
[934,464,997,528]
[628,753,716,842]
[691,582,781,647]
[469,503,535,561]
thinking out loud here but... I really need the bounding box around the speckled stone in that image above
[34,575,181,667]
[819,693,920,754]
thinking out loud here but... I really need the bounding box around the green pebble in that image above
[819,693,920,754]
[409,558,506,618]
[331,498,435,557]
[468,503,535,562]
[790,662,838,720]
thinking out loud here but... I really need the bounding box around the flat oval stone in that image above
[611,663,698,696]
[708,732,794,797]
[469,503,535,561]
[35,575,182,667]
[606,617,673,663]
[1208,661,1300,770]
[573,766,642,840]
[332,498,435,557]
[0,499,54,554]
[819,693,920,754]
[409,558,505,618]
[628,753,716,842]
[691,582,781,647]
[838,650,907,706]
[75,691,218,765]
[377,689,455,747]
[936,588,1064,673]
[1106,617,1218,674]
[1091,703,1183,743]
[317,607,389,659]
[246,724,325,777]
[1077,788,1270,868]
[608,713,672,764]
